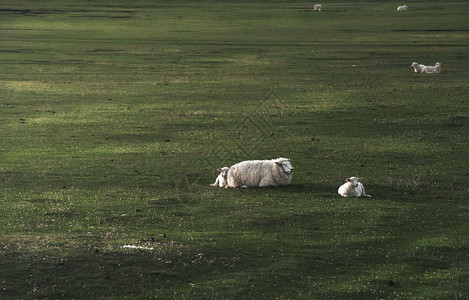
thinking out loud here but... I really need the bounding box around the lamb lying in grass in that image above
[411,62,441,73]
[397,5,408,11]
[210,167,230,188]
[338,177,371,198]
[421,62,441,74]
[227,158,293,188]
[411,62,425,73]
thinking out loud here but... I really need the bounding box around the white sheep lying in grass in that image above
[338,177,371,198]
[397,5,408,11]
[314,4,322,11]
[421,62,441,74]
[411,62,425,73]
[226,158,293,188]
[210,167,230,188]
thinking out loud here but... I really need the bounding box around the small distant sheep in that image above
[226,158,293,188]
[338,177,371,198]
[421,62,441,74]
[210,167,230,188]
[411,62,425,73]
[314,4,322,11]
[397,5,408,11]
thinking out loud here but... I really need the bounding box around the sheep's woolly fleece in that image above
[227,158,293,188]
[421,62,441,74]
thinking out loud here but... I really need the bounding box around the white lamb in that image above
[397,5,408,11]
[314,4,322,11]
[421,62,441,74]
[210,167,230,188]
[411,62,425,73]
[226,158,293,188]
[338,177,371,198]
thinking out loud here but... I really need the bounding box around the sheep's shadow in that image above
[221,183,339,199]
[221,182,430,203]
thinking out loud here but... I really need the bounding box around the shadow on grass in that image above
[0,248,181,299]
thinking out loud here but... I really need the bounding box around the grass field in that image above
[1,0,468,298]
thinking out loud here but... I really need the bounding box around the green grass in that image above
[1,0,468,298]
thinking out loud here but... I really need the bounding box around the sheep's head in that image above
[411,62,418,67]
[217,167,230,179]
[346,177,362,187]
[275,159,293,175]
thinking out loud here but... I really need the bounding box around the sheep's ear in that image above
[217,168,222,172]
[275,162,282,167]
[346,178,351,182]
[358,177,363,182]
